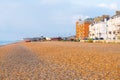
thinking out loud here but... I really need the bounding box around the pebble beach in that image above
[0,41,120,80]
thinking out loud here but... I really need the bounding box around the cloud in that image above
[98,3,119,10]
[98,3,107,8]
[110,4,118,10]
[73,14,90,20]
[0,0,119,40]
[72,14,90,24]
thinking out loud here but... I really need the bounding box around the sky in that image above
[0,0,120,40]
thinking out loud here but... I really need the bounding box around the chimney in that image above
[116,11,120,15]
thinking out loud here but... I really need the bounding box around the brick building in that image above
[76,18,93,39]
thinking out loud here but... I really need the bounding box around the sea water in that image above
[0,41,17,46]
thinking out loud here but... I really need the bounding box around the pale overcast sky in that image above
[0,0,120,40]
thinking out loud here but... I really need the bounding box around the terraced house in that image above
[89,11,120,40]
[107,12,120,40]
[76,11,120,41]
[89,15,110,40]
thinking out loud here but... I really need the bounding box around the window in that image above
[113,31,116,34]
[113,37,116,40]
[109,31,111,34]
[117,30,120,34]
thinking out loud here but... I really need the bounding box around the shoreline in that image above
[0,40,22,47]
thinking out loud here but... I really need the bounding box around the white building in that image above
[89,21,107,40]
[107,15,120,40]
[89,12,120,40]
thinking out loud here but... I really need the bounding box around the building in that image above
[51,37,62,41]
[107,12,120,40]
[94,15,110,23]
[76,11,120,41]
[116,11,120,15]
[89,15,110,40]
[89,12,120,40]
[76,18,93,39]
[89,22,107,40]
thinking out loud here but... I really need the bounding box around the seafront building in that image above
[89,22,107,40]
[89,11,120,40]
[107,13,120,40]
[76,11,120,41]
[89,15,109,40]
[76,18,93,39]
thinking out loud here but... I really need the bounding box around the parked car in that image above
[94,38,99,40]
[99,38,104,40]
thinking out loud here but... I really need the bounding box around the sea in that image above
[0,41,18,46]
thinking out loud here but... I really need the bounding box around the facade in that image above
[89,22,107,40]
[76,11,120,41]
[89,15,109,40]
[89,12,120,40]
[76,19,92,39]
[107,15,120,40]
